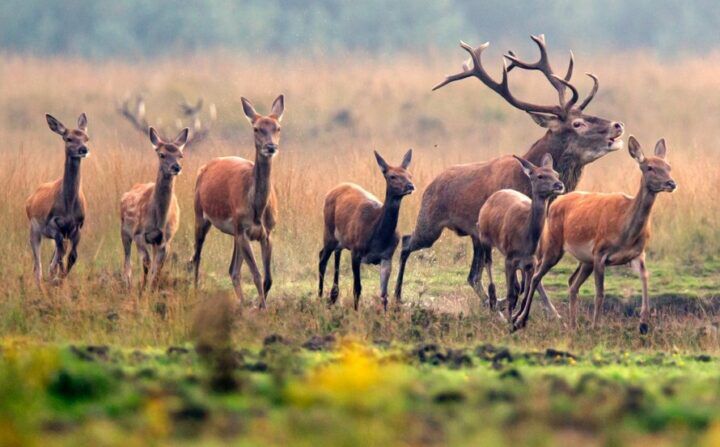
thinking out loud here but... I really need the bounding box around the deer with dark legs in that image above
[477,154,565,321]
[121,127,188,290]
[190,95,284,308]
[394,35,624,316]
[319,150,414,311]
[512,136,676,333]
[26,113,90,288]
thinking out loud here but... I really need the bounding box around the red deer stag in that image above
[477,154,565,321]
[26,113,90,288]
[513,136,676,333]
[319,150,414,310]
[190,95,284,308]
[394,35,624,316]
[121,127,188,290]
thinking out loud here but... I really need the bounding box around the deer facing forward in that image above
[477,154,565,321]
[319,150,414,310]
[121,127,188,290]
[26,113,90,287]
[513,136,677,332]
[190,95,284,308]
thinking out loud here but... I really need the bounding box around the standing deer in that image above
[394,35,624,315]
[26,113,90,287]
[477,154,565,321]
[190,95,284,308]
[318,150,414,310]
[121,127,188,290]
[512,136,676,333]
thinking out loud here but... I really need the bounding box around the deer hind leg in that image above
[483,248,498,311]
[568,262,593,330]
[49,233,66,283]
[238,235,265,309]
[190,217,212,286]
[318,240,338,299]
[260,235,273,295]
[331,249,342,304]
[468,237,490,304]
[121,228,133,287]
[136,238,151,291]
[394,221,443,301]
[29,223,43,288]
[149,244,168,290]
[631,254,651,334]
[512,249,563,331]
[591,254,608,329]
[504,258,520,322]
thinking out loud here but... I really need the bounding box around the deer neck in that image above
[524,131,583,192]
[620,178,656,244]
[368,190,403,251]
[251,154,273,222]
[61,155,82,209]
[526,189,550,251]
[151,169,175,229]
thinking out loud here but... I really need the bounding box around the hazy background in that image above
[1,0,719,58]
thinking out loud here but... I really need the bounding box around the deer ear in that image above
[628,136,645,163]
[46,114,67,136]
[174,128,189,149]
[149,127,162,149]
[513,155,535,177]
[77,113,88,132]
[270,94,284,122]
[401,149,413,169]
[241,97,259,124]
[541,153,554,169]
[654,138,667,159]
[374,150,389,174]
[528,112,560,130]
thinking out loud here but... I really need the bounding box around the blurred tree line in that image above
[0,0,718,58]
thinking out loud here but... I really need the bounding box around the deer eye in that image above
[572,120,583,128]
[537,175,545,179]
[159,153,166,159]
[646,166,653,171]
[254,128,259,133]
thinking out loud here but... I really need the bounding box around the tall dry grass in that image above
[0,51,719,345]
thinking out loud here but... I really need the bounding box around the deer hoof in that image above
[639,322,649,335]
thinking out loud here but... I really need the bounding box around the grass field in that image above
[1,52,720,445]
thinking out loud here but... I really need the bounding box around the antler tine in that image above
[504,34,575,106]
[551,75,579,112]
[578,73,599,110]
[434,41,564,116]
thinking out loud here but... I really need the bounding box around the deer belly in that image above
[564,240,595,263]
[206,214,235,235]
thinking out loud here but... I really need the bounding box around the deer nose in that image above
[265,143,277,153]
[613,122,624,133]
[171,164,182,174]
[78,146,88,155]
[405,183,415,194]
[665,180,677,191]
[553,182,565,192]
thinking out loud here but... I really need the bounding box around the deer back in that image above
[324,183,383,251]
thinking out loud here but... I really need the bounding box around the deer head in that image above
[374,149,415,198]
[46,113,90,159]
[242,95,284,159]
[149,127,188,177]
[434,35,624,165]
[513,154,565,198]
[627,136,677,193]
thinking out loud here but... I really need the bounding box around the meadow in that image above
[1,51,720,445]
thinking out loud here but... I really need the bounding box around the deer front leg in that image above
[568,263,593,330]
[504,258,519,322]
[65,227,81,277]
[591,254,608,329]
[379,258,392,311]
[229,239,245,304]
[49,233,66,283]
[238,235,265,309]
[351,252,362,310]
[331,249,342,304]
[260,235,273,295]
[631,254,651,334]
[136,238,151,292]
[149,245,168,290]
[29,223,43,288]
[121,229,133,288]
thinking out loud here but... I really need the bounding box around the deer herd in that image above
[24,35,677,333]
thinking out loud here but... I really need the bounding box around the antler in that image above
[117,95,217,149]
[578,73,599,110]
[433,41,566,117]
[504,34,575,106]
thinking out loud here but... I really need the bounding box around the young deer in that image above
[120,127,188,290]
[318,150,414,311]
[513,137,677,332]
[26,113,90,287]
[190,95,284,308]
[477,154,565,321]
[394,35,624,315]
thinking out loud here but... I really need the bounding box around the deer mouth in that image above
[607,137,623,151]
